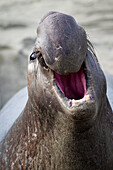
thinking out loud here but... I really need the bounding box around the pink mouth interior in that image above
[55,66,86,100]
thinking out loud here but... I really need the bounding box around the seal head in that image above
[28,12,106,131]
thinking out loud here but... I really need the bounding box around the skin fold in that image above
[0,12,113,170]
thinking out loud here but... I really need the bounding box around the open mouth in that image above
[54,63,93,107]
[32,50,94,108]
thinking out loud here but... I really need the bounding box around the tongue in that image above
[55,67,86,100]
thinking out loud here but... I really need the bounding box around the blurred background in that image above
[0,0,113,109]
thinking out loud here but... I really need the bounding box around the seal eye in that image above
[30,52,37,61]
[30,51,48,69]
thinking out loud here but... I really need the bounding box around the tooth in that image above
[84,95,90,101]
[84,94,92,101]
[72,99,78,105]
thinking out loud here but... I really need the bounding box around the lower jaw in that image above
[54,88,96,129]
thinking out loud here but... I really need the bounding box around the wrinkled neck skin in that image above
[26,97,113,170]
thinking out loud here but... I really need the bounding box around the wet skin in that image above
[0,12,113,169]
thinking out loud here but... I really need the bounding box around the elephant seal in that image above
[0,11,113,170]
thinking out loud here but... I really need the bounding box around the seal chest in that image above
[0,11,113,170]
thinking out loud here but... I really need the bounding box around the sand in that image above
[0,0,113,108]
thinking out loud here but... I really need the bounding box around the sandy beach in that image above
[0,0,113,109]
